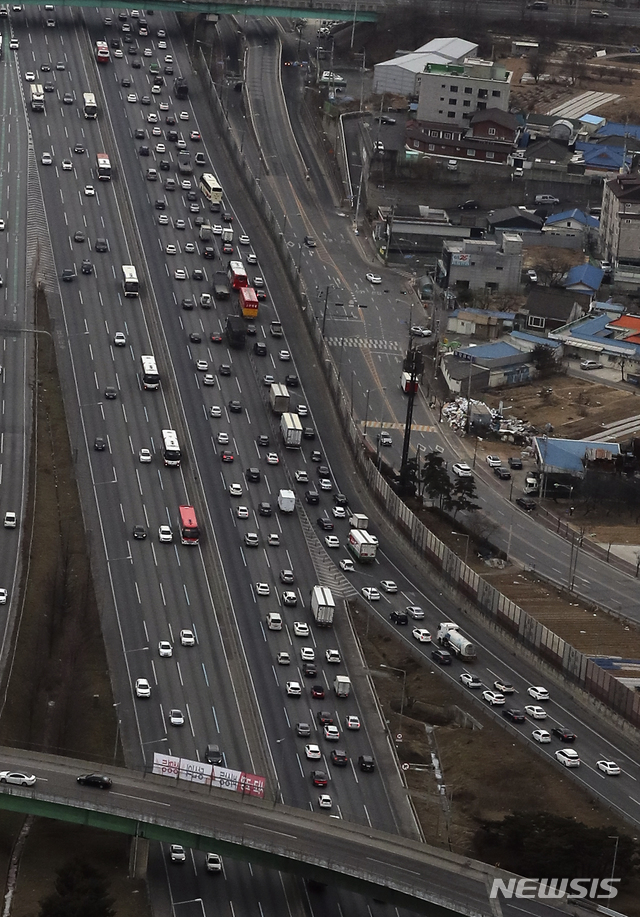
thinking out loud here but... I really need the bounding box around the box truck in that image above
[347,529,377,562]
[225,315,246,349]
[280,412,302,448]
[401,371,419,394]
[333,675,351,698]
[270,383,289,414]
[310,585,335,627]
[277,489,295,513]
[348,513,368,530]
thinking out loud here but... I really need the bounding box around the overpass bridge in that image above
[7,0,379,21]
[0,747,542,917]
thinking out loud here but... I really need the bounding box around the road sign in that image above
[401,763,409,771]
[396,733,403,742]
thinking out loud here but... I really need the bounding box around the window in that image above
[428,143,435,151]
[450,85,458,92]
[449,98,457,106]
[463,100,471,107]
[492,90,501,97]
[495,265,504,271]
[488,127,496,136]
[466,149,476,157]
[478,89,488,99]
[444,132,452,140]
[477,101,486,110]
[528,315,545,329]
[486,151,495,159]
[430,130,439,137]
[464,87,472,94]
[447,112,456,118]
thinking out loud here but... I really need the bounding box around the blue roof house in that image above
[563,264,604,295]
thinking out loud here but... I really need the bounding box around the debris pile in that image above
[441,397,537,441]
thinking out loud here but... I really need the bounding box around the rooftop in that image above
[534,436,620,474]
[545,209,600,229]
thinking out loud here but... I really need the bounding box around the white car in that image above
[486,455,502,468]
[113,332,126,347]
[361,587,380,601]
[169,709,184,726]
[339,558,354,572]
[114,48,123,57]
[297,404,308,416]
[332,506,346,518]
[184,242,196,254]
[0,589,7,604]
[169,845,186,862]
[127,93,138,103]
[300,647,315,661]
[597,759,621,775]
[277,652,290,665]
[158,641,173,657]
[41,153,53,166]
[325,649,340,664]
[323,724,339,741]
[212,225,223,235]
[286,681,302,696]
[345,715,360,730]
[9,39,19,50]
[305,744,321,759]
[165,244,177,255]
[217,432,229,445]
[524,705,547,719]
[266,452,279,465]
[293,621,309,637]
[158,214,169,225]
[532,729,551,744]
[239,234,250,245]
[366,272,381,284]
[295,470,308,483]
[205,853,222,872]
[179,110,189,120]
[482,690,505,706]
[493,680,515,694]
[210,405,223,418]
[319,479,332,491]
[174,268,187,280]
[460,673,483,688]
[229,483,243,496]
[410,326,431,337]
[61,160,73,171]
[452,463,473,478]
[139,448,152,463]
[0,772,36,786]
[156,143,166,154]
[236,506,249,519]
[158,525,173,543]
[84,185,96,197]
[527,686,549,701]
[318,794,332,809]
[157,41,167,50]
[268,534,280,546]
[24,71,35,81]
[412,628,432,643]
[380,580,398,593]
[406,606,424,620]
[180,629,196,646]
[147,113,159,123]
[135,678,151,698]
[4,512,16,528]
[279,350,291,361]
[247,253,257,264]
[555,748,580,768]
[325,535,339,548]
[196,360,208,372]
[255,582,270,596]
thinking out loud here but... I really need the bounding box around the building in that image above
[405,116,517,164]
[550,310,640,372]
[446,307,516,340]
[487,207,544,237]
[439,233,523,293]
[416,60,512,125]
[542,209,599,244]
[534,436,620,477]
[373,204,480,265]
[562,263,604,295]
[517,289,589,335]
[372,37,478,99]
[441,341,532,394]
[600,175,640,285]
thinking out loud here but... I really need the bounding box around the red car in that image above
[311,770,327,787]
[311,685,324,699]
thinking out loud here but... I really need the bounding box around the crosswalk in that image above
[364,421,436,433]
[325,337,403,352]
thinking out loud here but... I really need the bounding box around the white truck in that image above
[437,622,477,661]
[280,412,302,448]
[348,513,368,530]
[347,528,377,563]
[199,223,213,241]
[277,489,295,513]
[221,226,233,243]
[333,675,351,698]
[30,84,45,112]
[401,371,418,394]
[310,585,335,627]
[269,383,289,414]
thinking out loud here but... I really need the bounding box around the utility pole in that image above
[399,348,421,494]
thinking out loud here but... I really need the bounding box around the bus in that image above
[239,286,259,319]
[179,505,199,545]
[162,430,181,466]
[96,153,111,180]
[83,92,98,119]
[228,261,248,290]
[95,40,110,64]
[122,265,139,297]
[140,355,160,390]
[199,172,223,204]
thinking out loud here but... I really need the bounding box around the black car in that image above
[305,490,320,505]
[508,456,523,470]
[333,493,348,505]
[258,502,272,516]
[432,648,452,665]
[253,342,267,356]
[502,709,525,724]
[95,238,109,252]
[229,400,242,413]
[134,128,145,139]
[330,749,348,767]
[304,235,316,247]
[132,524,147,539]
[246,467,260,482]
[81,260,93,275]
[203,246,216,260]
[494,466,511,480]
[317,465,331,478]
[77,773,112,789]
[73,143,85,154]
[61,268,75,282]
[302,662,317,678]
[222,211,233,222]
[63,92,74,104]
[257,435,269,447]
[552,726,577,742]
[131,58,141,68]
[458,200,479,210]
[317,710,333,725]
[121,76,131,86]
[189,332,202,343]
[390,611,408,625]
[187,190,198,202]
[167,129,179,141]
[204,744,223,764]
[164,65,173,75]
[246,324,257,336]
[285,374,299,387]
[219,365,232,377]
[516,497,536,512]
[112,38,122,48]
[153,198,166,210]
[192,268,204,281]
[181,297,194,310]
[358,754,375,772]
[317,517,334,531]
[139,145,150,156]
[256,289,267,301]
[43,82,55,92]
[302,427,316,440]
[94,436,106,451]
[159,159,170,171]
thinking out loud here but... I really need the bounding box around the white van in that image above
[447,159,458,172]
[266,613,282,631]
[534,194,560,205]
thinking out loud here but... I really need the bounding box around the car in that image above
[532,729,551,743]
[73,230,86,243]
[482,690,505,706]
[83,184,97,197]
[244,533,259,548]
[139,448,152,463]
[132,525,147,540]
[279,570,295,586]
[317,710,333,726]
[104,386,118,400]
[204,853,222,873]
[81,260,93,275]
[203,374,215,386]
[358,755,375,772]
[590,7,609,16]
[293,621,309,637]
[268,534,280,546]
[246,252,257,265]
[339,558,354,572]
[310,450,322,462]
[597,760,621,775]
[380,580,398,593]
[196,359,208,372]
[170,845,186,862]
[0,772,36,786]
[258,502,272,517]
[323,724,340,741]
[331,506,346,519]
[61,268,75,282]
[508,456,523,470]
[305,490,320,505]
[410,326,432,337]
[63,92,74,105]
[304,235,316,247]
[330,749,348,767]
[317,517,334,532]
[178,110,189,120]
[9,39,18,49]
[94,437,106,452]
[552,726,577,742]
[526,269,538,284]
[452,463,473,478]
[286,681,302,696]
[158,525,173,543]
[77,773,112,789]
[325,649,340,664]
[366,272,381,284]
[305,744,321,760]
[345,715,360,730]
[458,199,479,210]
[300,647,315,663]
[373,141,384,153]
[527,686,549,701]
[524,705,547,719]
[412,628,432,643]
[405,606,424,621]
[303,664,318,680]
[229,482,243,496]
[503,708,526,723]
[158,640,173,658]
[361,587,380,601]
[95,237,109,253]
[127,92,138,103]
[432,648,452,666]
[555,748,580,767]
[178,629,195,648]
[266,452,279,465]
[24,71,36,82]
[239,234,250,245]
[41,152,53,166]
[221,451,234,463]
[279,350,291,361]
[486,455,502,468]
[61,159,73,172]
[282,591,297,607]
[277,651,290,666]
[580,359,602,370]
[317,794,332,809]
[296,722,311,737]
[190,332,202,345]
[135,678,151,698]
[311,770,328,787]
[515,497,536,512]
[200,293,212,307]
[494,466,511,480]
[293,471,309,485]
[169,709,184,726]
[229,400,243,414]
[390,611,409,627]
[460,673,483,688]
[255,582,270,596]
[534,194,560,205]
[319,479,332,492]
[236,506,249,520]
[325,535,339,548]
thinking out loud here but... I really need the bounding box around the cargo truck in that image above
[225,315,246,349]
[177,151,193,175]
[280,412,302,448]
[347,528,377,562]
[221,227,233,243]
[310,585,335,627]
[348,513,369,530]
[401,371,419,394]
[173,76,189,99]
[270,320,283,338]
[30,84,45,112]
[270,383,289,414]
[333,675,351,698]
[199,223,213,241]
[277,489,296,513]
[437,622,477,661]
[213,271,230,300]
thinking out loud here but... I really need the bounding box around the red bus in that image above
[227,260,248,290]
[95,41,110,64]
[179,505,199,545]
[239,286,259,319]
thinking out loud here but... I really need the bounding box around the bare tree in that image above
[528,50,548,83]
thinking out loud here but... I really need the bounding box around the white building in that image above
[372,37,478,99]
[416,59,511,124]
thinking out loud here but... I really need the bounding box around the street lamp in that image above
[380,664,407,718]
[322,284,333,337]
[273,737,286,807]
[451,531,470,566]
[363,389,371,437]
[113,703,121,764]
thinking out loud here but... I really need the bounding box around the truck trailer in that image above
[280,412,302,448]
[310,585,335,627]
[437,622,477,661]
